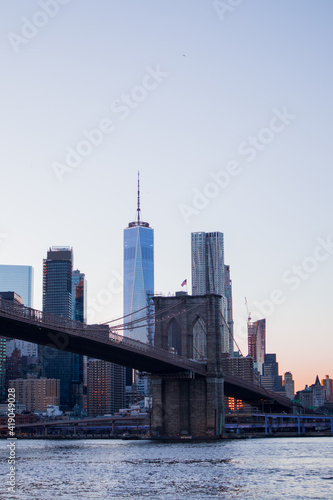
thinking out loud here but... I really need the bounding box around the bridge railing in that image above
[0,298,206,373]
[0,297,108,335]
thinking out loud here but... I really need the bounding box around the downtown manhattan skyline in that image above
[0,1,332,392]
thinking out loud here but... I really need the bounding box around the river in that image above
[1,437,332,499]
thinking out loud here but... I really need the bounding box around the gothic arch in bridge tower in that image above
[166,318,182,355]
[192,316,207,361]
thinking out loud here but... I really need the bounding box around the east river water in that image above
[1,437,332,499]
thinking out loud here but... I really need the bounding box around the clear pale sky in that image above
[1,1,332,391]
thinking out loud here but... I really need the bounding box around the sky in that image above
[0,0,332,391]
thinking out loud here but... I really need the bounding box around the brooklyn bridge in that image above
[0,294,292,438]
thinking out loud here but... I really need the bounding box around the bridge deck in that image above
[0,300,292,411]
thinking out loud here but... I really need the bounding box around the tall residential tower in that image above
[42,247,76,410]
[191,232,233,354]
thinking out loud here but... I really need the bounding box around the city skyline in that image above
[1,1,332,391]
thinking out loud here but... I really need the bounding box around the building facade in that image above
[322,375,333,402]
[248,318,266,374]
[87,359,126,417]
[0,265,37,359]
[191,232,232,354]
[71,269,86,412]
[0,292,24,402]
[72,270,86,323]
[283,371,295,400]
[9,377,60,412]
[123,176,154,344]
[42,247,73,410]
[260,353,285,393]
[0,265,33,306]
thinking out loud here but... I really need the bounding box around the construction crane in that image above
[244,297,251,324]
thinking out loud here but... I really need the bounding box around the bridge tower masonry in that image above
[151,294,225,438]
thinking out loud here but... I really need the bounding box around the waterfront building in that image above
[42,247,73,410]
[322,375,333,402]
[9,377,60,412]
[191,231,232,354]
[283,372,295,400]
[248,318,266,374]
[221,353,254,412]
[123,174,154,344]
[260,353,285,393]
[310,376,325,408]
[221,353,254,382]
[296,386,313,409]
[87,359,126,417]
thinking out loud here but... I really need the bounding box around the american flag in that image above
[181,279,187,287]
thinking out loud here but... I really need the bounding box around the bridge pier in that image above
[152,292,226,439]
[151,374,224,438]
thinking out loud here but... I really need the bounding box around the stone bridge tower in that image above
[151,293,225,438]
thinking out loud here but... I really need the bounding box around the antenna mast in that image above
[137,171,141,223]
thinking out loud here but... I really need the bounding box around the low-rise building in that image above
[9,377,60,412]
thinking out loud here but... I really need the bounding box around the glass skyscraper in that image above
[123,176,154,344]
[43,247,73,410]
[0,265,33,306]
[0,265,37,357]
[72,270,86,323]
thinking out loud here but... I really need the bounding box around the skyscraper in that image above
[123,174,154,344]
[248,318,266,374]
[260,353,284,393]
[42,247,73,410]
[224,264,234,356]
[72,270,86,323]
[0,265,36,358]
[0,292,22,402]
[0,265,33,306]
[43,247,73,318]
[87,359,125,417]
[191,232,232,354]
[283,371,295,400]
[191,232,225,296]
[71,269,86,411]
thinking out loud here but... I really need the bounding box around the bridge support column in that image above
[151,374,224,438]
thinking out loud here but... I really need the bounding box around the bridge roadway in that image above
[0,299,292,411]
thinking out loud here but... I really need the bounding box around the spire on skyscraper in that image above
[137,171,141,223]
[128,172,149,228]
